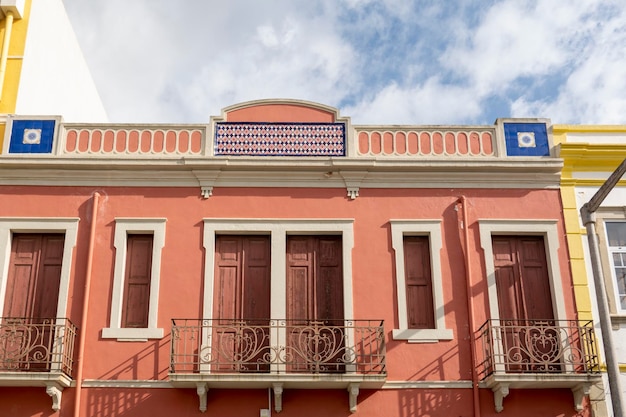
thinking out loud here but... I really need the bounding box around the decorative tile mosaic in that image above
[215,122,345,156]
[9,119,56,154]
[504,122,549,157]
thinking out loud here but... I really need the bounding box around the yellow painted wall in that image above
[555,124,626,361]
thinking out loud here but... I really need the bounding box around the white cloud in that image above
[511,1,626,123]
[345,78,482,124]
[63,0,626,125]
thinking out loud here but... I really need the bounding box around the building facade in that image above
[556,125,626,416]
[0,100,601,416]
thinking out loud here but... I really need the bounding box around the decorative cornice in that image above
[553,125,626,134]
[0,156,563,190]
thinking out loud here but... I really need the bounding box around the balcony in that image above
[170,319,386,412]
[475,319,601,412]
[0,317,77,411]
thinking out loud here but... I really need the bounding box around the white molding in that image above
[477,219,567,323]
[102,218,166,341]
[0,158,563,190]
[0,217,79,320]
[390,220,453,342]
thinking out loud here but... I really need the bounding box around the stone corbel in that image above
[348,383,360,413]
[201,186,213,199]
[572,384,590,412]
[45,384,63,411]
[196,383,209,413]
[340,171,368,200]
[193,170,221,199]
[492,382,509,413]
[273,383,283,413]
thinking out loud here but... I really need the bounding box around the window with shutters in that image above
[390,220,452,342]
[403,236,435,329]
[478,220,568,323]
[102,219,166,341]
[121,235,153,328]
[202,219,354,333]
[0,218,78,322]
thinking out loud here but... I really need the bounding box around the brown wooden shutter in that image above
[493,236,553,321]
[122,235,153,328]
[286,236,343,323]
[403,236,435,329]
[213,236,271,322]
[4,234,63,319]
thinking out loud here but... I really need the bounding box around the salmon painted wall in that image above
[0,184,580,416]
[0,386,585,417]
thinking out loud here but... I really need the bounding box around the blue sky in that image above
[63,0,626,125]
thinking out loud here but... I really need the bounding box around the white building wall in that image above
[15,0,107,122]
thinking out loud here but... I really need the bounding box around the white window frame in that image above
[602,220,626,314]
[390,220,452,343]
[102,218,166,341]
[478,219,567,322]
[0,218,79,321]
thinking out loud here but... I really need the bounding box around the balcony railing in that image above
[475,319,599,379]
[170,319,386,375]
[0,318,77,376]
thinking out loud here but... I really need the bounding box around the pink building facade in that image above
[0,100,601,416]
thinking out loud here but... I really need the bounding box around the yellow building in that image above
[556,125,626,417]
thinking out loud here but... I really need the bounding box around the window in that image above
[605,221,626,312]
[390,220,452,342]
[0,218,78,322]
[202,219,354,325]
[4,234,65,320]
[121,235,154,328]
[403,236,435,329]
[478,220,567,322]
[102,219,165,341]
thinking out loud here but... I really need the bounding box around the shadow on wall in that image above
[398,343,464,417]
[86,336,171,417]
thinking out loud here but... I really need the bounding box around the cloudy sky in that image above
[62,0,626,125]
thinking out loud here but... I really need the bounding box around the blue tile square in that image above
[503,122,550,157]
[8,119,56,154]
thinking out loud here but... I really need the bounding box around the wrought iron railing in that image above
[0,318,77,376]
[170,319,386,375]
[475,319,599,380]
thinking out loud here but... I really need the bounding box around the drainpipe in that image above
[73,192,100,417]
[0,10,15,100]
[580,158,626,417]
[457,196,481,417]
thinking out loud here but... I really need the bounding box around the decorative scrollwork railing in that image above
[0,318,77,376]
[475,319,599,380]
[170,319,386,375]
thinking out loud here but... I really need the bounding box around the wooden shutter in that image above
[403,236,435,329]
[213,236,271,372]
[4,234,63,319]
[493,236,553,321]
[122,235,153,328]
[214,236,271,322]
[286,236,343,323]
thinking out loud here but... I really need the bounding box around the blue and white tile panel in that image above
[503,122,550,157]
[215,122,345,156]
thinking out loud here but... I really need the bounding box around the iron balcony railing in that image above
[0,318,77,376]
[171,319,386,375]
[475,319,600,380]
